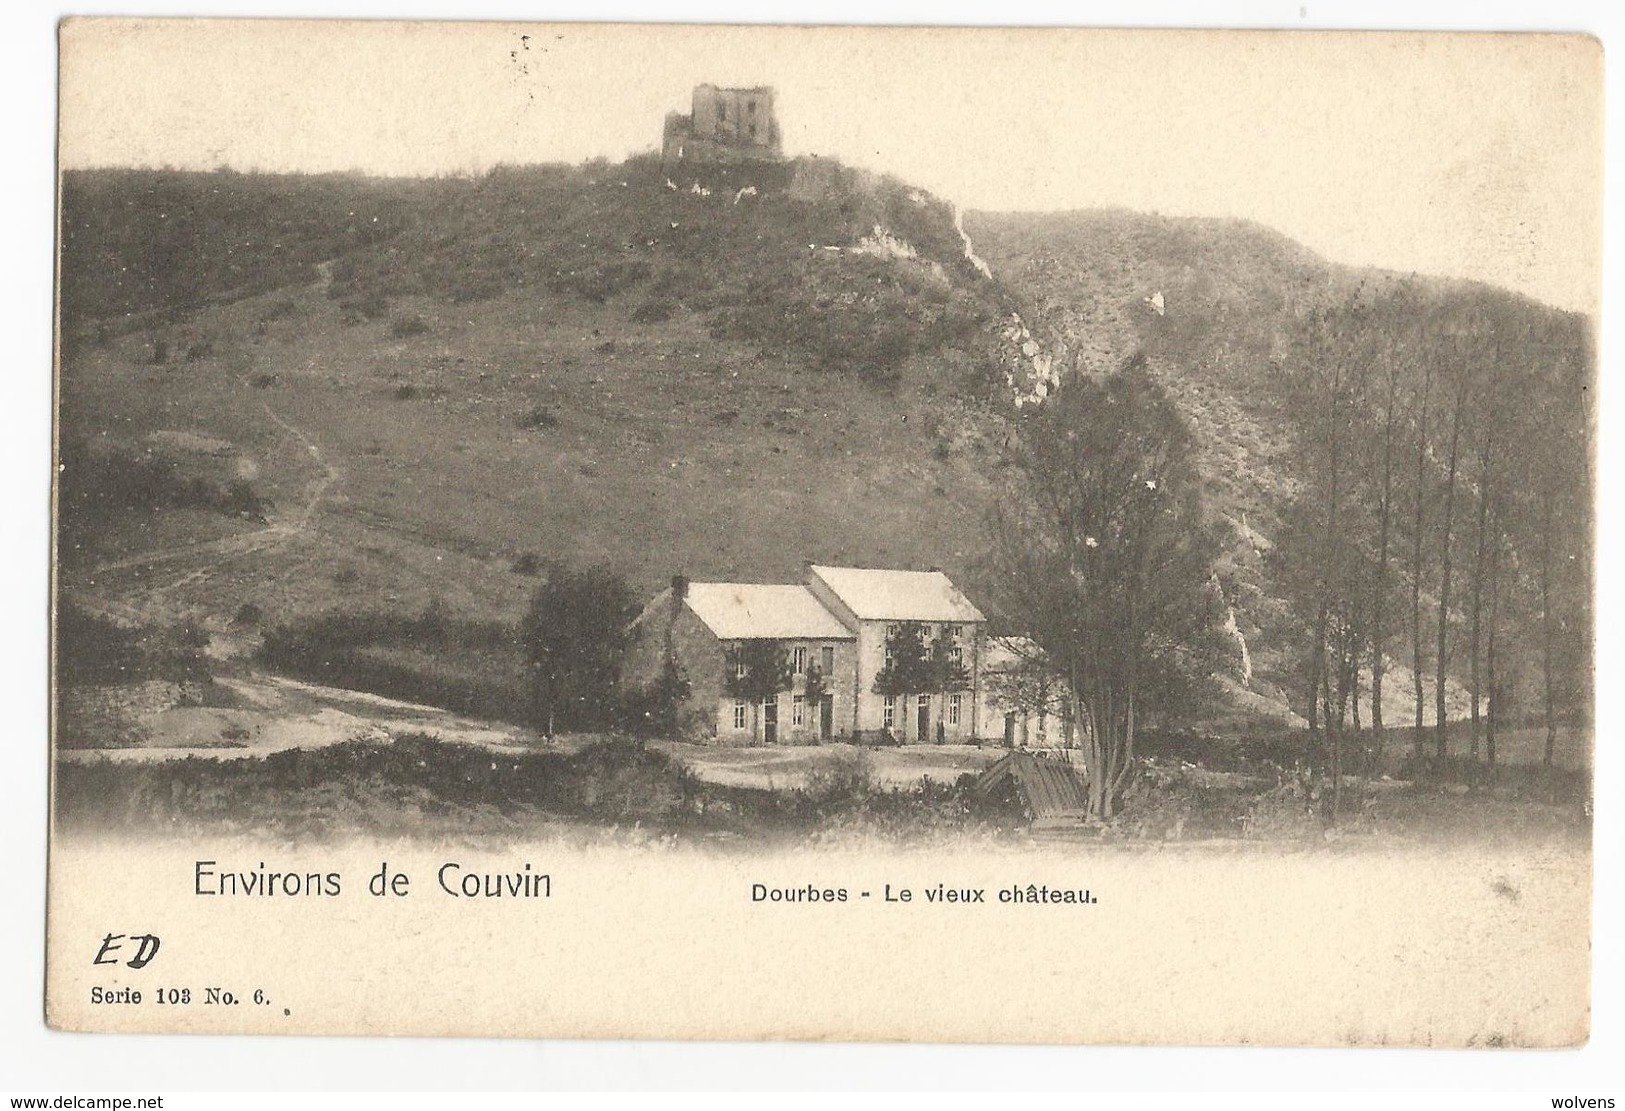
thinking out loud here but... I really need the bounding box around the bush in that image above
[55,604,211,687]
[390,314,430,338]
[803,747,875,809]
[339,292,389,321]
[393,384,418,401]
[257,606,531,723]
[56,437,271,545]
[52,734,700,836]
[517,404,559,430]
[631,298,677,324]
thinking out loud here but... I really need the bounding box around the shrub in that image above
[220,479,269,520]
[390,314,430,338]
[257,607,532,723]
[393,384,418,401]
[55,604,212,687]
[340,293,389,321]
[803,747,876,809]
[631,298,676,324]
[517,405,559,430]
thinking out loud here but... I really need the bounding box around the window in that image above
[748,100,758,116]
[718,102,727,121]
[734,654,747,680]
[949,694,961,726]
[883,696,896,728]
[918,693,930,709]
[747,123,757,140]
[793,646,807,675]
[821,645,835,673]
[950,644,963,667]
[732,701,747,730]
[792,695,805,726]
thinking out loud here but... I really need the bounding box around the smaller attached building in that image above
[979,636,1073,749]
[623,579,856,744]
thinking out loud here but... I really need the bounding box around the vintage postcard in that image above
[48,20,1599,1044]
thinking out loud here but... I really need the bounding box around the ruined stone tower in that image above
[662,84,784,169]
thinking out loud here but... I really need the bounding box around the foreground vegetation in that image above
[53,732,1589,849]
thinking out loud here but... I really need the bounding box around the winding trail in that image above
[85,396,341,606]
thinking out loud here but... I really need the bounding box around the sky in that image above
[58,20,1603,307]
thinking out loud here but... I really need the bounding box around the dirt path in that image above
[82,397,341,614]
[56,668,540,765]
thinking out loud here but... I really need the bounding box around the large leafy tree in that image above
[519,564,639,735]
[989,355,1231,818]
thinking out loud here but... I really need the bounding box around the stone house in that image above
[625,566,990,745]
[622,577,856,744]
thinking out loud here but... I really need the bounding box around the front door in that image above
[819,694,834,741]
[916,696,930,745]
[763,699,778,744]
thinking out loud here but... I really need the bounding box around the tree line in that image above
[1270,280,1592,800]
[983,281,1592,822]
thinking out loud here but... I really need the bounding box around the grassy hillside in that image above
[58,160,1020,646]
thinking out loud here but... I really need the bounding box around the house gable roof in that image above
[683,583,854,641]
[807,565,985,623]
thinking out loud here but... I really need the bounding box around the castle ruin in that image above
[662,84,784,169]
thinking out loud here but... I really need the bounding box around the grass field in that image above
[60,244,1005,632]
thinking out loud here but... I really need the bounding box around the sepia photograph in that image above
[40,14,1603,1058]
